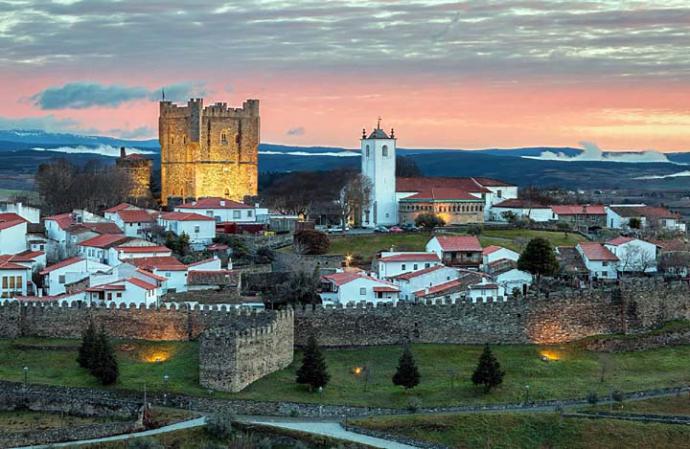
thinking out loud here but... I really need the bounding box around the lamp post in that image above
[524,385,530,405]
[163,374,169,405]
[23,366,28,387]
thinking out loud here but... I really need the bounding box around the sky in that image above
[0,0,689,151]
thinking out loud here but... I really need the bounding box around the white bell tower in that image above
[361,118,397,227]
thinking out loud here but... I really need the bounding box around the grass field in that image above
[353,412,690,449]
[1,339,688,409]
[328,228,586,264]
[0,410,104,432]
[586,395,690,416]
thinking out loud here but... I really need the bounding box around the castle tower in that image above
[116,147,153,200]
[159,98,259,205]
[361,119,397,227]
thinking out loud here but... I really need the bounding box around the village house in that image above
[391,265,460,300]
[551,205,607,232]
[490,199,553,223]
[426,235,482,269]
[103,203,139,221]
[320,271,400,304]
[482,245,520,268]
[86,277,160,307]
[0,213,28,254]
[40,256,111,296]
[158,212,216,250]
[109,244,172,265]
[0,201,41,224]
[491,266,532,296]
[576,242,619,280]
[111,209,159,237]
[604,236,658,273]
[77,234,130,265]
[0,256,32,299]
[127,256,188,293]
[376,252,440,279]
[467,279,504,302]
[175,197,268,223]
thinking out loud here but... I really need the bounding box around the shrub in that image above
[407,396,422,412]
[294,230,330,255]
[127,438,164,449]
[612,390,625,403]
[414,213,445,230]
[77,321,97,369]
[90,328,118,385]
[517,237,560,280]
[254,246,275,264]
[471,344,505,393]
[392,345,421,390]
[467,224,483,236]
[586,392,599,405]
[206,411,236,439]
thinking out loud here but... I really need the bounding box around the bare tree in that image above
[337,174,373,232]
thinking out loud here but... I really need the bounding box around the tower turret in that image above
[360,118,397,227]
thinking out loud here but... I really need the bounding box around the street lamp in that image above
[163,374,170,405]
[524,385,530,405]
[23,366,28,386]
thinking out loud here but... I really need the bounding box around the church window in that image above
[382,145,388,157]
[366,145,370,157]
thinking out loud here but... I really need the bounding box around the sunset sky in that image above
[1,1,689,151]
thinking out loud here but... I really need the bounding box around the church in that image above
[360,122,518,228]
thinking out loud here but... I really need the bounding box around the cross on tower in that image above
[377,116,382,129]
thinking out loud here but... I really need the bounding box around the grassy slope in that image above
[353,412,690,449]
[1,340,688,409]
[586,395,690,416]
[327,229,586,264]
[0,410,103,431]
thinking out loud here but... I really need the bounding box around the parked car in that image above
[401,223,419,232]
[326,226,349,234]
[388,226,404,233]
[374,225,389,233]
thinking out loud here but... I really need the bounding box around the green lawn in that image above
[353,412,690,449]
[328,229,586,264]
[586,395,690,416]
[1,339,688,409]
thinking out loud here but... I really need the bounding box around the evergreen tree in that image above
[296,335,330,391]
[77,321,97,369]
[392,345,421,390]
[471,344,505,393]
[91,328,119,385]
[517,237,560,283]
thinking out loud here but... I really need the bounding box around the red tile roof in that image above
[379,252,440,263]
[0,212,27,231]
[471,177,513,187]
[86,283,126,292]
[415,279,462,298]
[469,282,499,290]
[606,236,636,246]
[493,198,548,208]
[45,213,73,230]
[129,256,187,271]
[432,235,482,252]
[402,188,481,202]
[40,256,84,274]
[0,256,30,270]
[160,212,215,222]
[392,264,448,280]
[79,234,129,249]
[136,268,168,282]
[116,245,171,254]
[396,177,491,194]
[321,271,395,287]
[178,197,251,210]
[68,222,124,235]
[482,245,504,256]
[127,277,157,291]
[635,206,681,220]
[551,205,606,216]
[7,250,44,262]
[578,242,619,261]
[104,203,134,213]
[372,286,400,293]
[118,210,157,223]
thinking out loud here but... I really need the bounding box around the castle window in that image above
[236,133,241,145]
[382,145,388,157]
[221,133,228,145]
[183,136,187,144]
[225,188,230,197]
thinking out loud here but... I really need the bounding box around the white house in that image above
[104,203,139,221]
[426,235,482,268]
[5,251,46,274]
[377,252,440,279]
[360,123,398,228]
[392,265,460,300]
[40,257,112,295]
[0,256,31,299]
[320,271,400,304]
[492,267,532,296]
[86,277,160,307]
[491,199,553,223]
[576,242,619,280]
[482,245,520,269]
[471,177,519,220]
[467,279,504,303]
[175,197,268,223]
[606,205,647,229]
[158,212,216,250]
[0,201,40,224]
[128,256,188,293]
[0,213,28,254]
[112,209,158,237]
[77,234,130,265]
[109,244,172,265]
[604,236,658,273]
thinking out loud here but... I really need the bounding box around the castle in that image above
[159,98,260,205]
[116,147,152,200]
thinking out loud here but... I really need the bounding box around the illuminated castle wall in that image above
[159,98,259,205]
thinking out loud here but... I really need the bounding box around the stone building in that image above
[159,98,259,205]
[398,188,485,225]
[116,148,152,200]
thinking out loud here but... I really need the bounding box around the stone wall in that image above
[272,252,344,273]
[200,309,294,392]
[0,421,139,448]
[583,329,690,352]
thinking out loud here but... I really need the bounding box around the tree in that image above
[271,269,321,307]
[392,345,421,390]
[471,344,505,393]
[296,335,330,391]
[396,156,422,177]
[414,213,445,230]
[91,328,119,385]
[467,224,483,236]
[177,232,191,256]
[517,238,559,284]
[337,174,373,231]
[628,217,642,229]
[254,246,275,265]
[77,321,97,369]
[294,230,330,255]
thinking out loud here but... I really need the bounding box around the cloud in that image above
[0,115,81,132]
[286,127,305,136]
[524,141,675,164]
[32,81,207,109]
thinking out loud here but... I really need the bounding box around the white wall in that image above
[494,269,532,295]
[322,277,399,304]
[0,202,40,224]
[361,133,397,227]
[44,259,111,295]
[159,218,215,249]
[605,240,658,273]
[576,248,618,280]
[176,205,259,223]
[0,222,28,254]
[377,253,439,278]
[394,266,459,300]
[0,267,30,298]
[483,247,520,268]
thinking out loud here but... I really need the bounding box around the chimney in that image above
[120,147,126,158]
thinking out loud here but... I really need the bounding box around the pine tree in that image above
[296,335,330,391]
[517,237,560,284]
[392,345,421,390]
[471,344,505,393]
[77,321,97,369]
[91,328,119,385]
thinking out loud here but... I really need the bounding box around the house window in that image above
[165,272,171,278]
[425,263,430,268]
[497,189,502,198]
[58,275,66,284]
[401,264,406,270]
[233,210,241,219]
[1,277,6,289]
[116,292,122,298]
[359,287,366,295]
[413,264,418,270]
[382,145,388,157]
[194,226,200,233]
[247,210,253,217]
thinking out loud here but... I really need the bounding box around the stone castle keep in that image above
[0,280,688,392]
[159,98,259,205]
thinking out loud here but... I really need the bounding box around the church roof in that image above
[367,128,390,139]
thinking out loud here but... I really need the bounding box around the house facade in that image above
[604,237,658,273]
[576,242,619,280]
[376,252,440,279]
[426,235,482,268]
[158,212,216,250]
[320,271,400,304]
